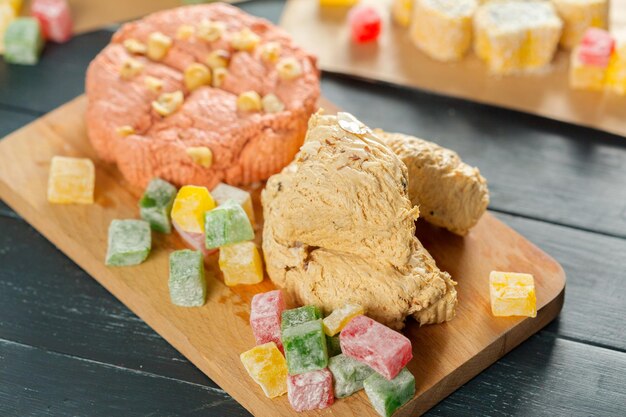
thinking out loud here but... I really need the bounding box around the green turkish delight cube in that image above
[4,18,43,65]
[281,305,322,330]
[204,199,254,249]
[168,249,206,307]
[326,334,342,358]
[105,219,151,266]
[282,319,328,375]
[328,353,374,398]
[139,178,177,233]
[363,368,415,417]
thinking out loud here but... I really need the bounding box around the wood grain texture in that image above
[281,0,626,137]
[0,96,564,417]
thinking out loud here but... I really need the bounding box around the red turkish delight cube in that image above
[578,28,615,67]
[31,0,72,43]
[287,368,334,412]
[348,5,382,44]
[250,290,285,352]
[340,315,412,380]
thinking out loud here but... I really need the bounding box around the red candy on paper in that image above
[577,28,615,67]
[250,290,286,352]
[340,315,412,380]
[348,5,381,43]
[31,0,72,43]
[287,368,334,412]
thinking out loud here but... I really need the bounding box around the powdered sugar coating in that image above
[250,290,285,352]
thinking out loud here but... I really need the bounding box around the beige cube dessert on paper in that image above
[474,1,563,74]
[47,156,95,204]
[410,0,478,62]
[552,0,609,50]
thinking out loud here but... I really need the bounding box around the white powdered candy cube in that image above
[410,0,478,62]
[210,182,255,225]
[474,1,563,74]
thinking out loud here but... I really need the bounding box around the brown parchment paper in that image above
[20,0,243,34]
[280,0,626,137]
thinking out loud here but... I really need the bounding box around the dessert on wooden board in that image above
[85,3,320,189]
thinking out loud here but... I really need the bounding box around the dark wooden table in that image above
[1,1,625,416]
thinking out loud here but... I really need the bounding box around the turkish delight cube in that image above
[281,305,322,330]
[171,185,216,234]
[606,42,626,95]
[283,319,328,375]
[240,342,288,398]
[552,0,609,49]
[250,290,285,351]
[409,0,476,62]
[169,249,205,307]
[326,334,342,358]
[474,1,562,74]
[348,5,382,44]
[139,178,177,233]
[569,29,614,91]
[323,303,364,336]
[4,17,43,65]
[287,368,334,412]
[211,182,255,225]
[218,241,264,286]
[0,3,16,55]
[31,0,72,43]
[489,271,537,317]
[204,199,254,249]
[173,221,216,258]
[340,315,413,380]
[105,219,151,266]
[328,353,375,398]
[363,368,416,417]
[47,156,95,204]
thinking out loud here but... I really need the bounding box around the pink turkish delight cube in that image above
[31,0,72,43]
[340,315,412,380]
[578,28,615,67]
[250,290,285,352]
[173,221,217,259]
[287,368,334,412]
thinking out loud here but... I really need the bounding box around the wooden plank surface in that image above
[0,95,564,416]
[281,0,626,138]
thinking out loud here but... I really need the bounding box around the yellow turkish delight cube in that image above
[0,3,16,55]
[171,185,216,234]
[219,241,264,286]
[210,182,255,225]
[489,271,536,318]
[240,342,287,398]
[322,304,364,336]
[319,0,359,6]
[606,42,626,95]
[569,48,606,91]
[474,1,562,74]
[552,0,609,50]
[392,0,413,27]
[410,0,477,62]
[47,156,95,204]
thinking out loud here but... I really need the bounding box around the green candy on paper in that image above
[204,199,254,249]
[105,219,151,266]
[139,178,177,233]
[4,17,43,65]
[281,305,322,330]
[326,334,342,357]
[363,368,415,417]
[282,319,328,375]
[169,249,206,307]
[328,354,374,398]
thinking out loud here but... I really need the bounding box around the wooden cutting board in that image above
[0,95,565,417]
[281,0,626,138]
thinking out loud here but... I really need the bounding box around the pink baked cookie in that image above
[86,3,320,189]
